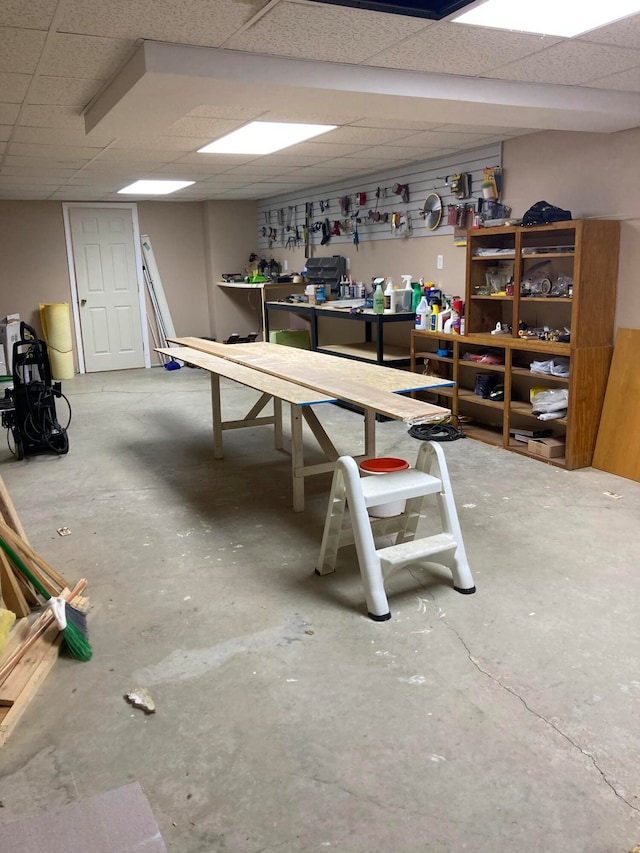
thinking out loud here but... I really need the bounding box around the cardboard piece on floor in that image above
[0,781,167,852]
[593,328,640,482]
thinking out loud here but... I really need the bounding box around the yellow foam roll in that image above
[39,303,74,380]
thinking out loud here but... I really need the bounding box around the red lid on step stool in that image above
[359,457,410,473]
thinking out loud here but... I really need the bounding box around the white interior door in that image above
[68,207,145,372]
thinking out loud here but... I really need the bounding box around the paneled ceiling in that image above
[2,0,640,201]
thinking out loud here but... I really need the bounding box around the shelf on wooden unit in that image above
[470,295,513,301]
[414,352,455,364]
[458,389,504,409]
[463,423,504,445]
[458,360,505,373]
[511,367,569,383]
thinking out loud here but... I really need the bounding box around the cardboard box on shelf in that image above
[527,437,566,459]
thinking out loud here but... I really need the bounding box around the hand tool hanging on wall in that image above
[392,183,410,204]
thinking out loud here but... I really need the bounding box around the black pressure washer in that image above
[0,322,71,460]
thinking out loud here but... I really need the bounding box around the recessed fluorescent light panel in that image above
[452,0,640,36]
[118,180,195,195]
[197,122,337,155]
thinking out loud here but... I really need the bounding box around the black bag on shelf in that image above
[522,201,572,226]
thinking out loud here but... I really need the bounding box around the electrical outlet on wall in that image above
[284,260,288,271]
[437,255,444,270]
[345,257,351,271]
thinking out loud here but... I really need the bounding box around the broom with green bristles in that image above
[0,534,92,661]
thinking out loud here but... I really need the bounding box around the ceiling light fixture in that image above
[452,0,640,36]
[118,180,195,195]
[197,122,337,155]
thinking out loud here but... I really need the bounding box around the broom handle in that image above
[0,520,68,591]
[0,579,87,685]
[0,534,50,599]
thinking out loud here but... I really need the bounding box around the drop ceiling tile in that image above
[1,165,80,177]
[0,0,58,29]
[28,75,104,107]
[151,164,233,178]
[176,152,258,166]
[487,41,640,85]
[283,141,367,157]
[20,104,84,129]
[165,116,246,139]
[579,14,640,49]
[350,117,441,131]
[0,103,19,125]
[0,72,31,103]
[584,66,640,92]
[224,165,294,177]
[0,175,67,186]
[387,130,494,148]
[94,148,182,163]
[224,1,431,62]
[318,126,416,145]
[0,27,47,74]
[188,105,265,120]
[58,0,264,48]
[41,34,133,79]
[14,127,111,147]
[262,110,366,126]
[345,144,447,160]
[368,22,558,75]
[283,165,360,178]
[0,126,12,142]
[250,182,310,195]
[7,142,98,159]
[112,136,206,152]
[259,153,337,167]
[434,123,526,135]
[0,189,52,198]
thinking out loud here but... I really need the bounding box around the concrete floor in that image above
[0,365,639,853]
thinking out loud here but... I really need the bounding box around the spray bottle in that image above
[412,282,422,313]
[401,275,412,312]
[373,280,385,314]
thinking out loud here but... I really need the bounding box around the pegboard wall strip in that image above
[256,143,502,252]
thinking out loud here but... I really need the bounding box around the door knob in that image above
[80,298,87,306]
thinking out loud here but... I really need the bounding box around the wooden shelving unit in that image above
[411,220,620,469]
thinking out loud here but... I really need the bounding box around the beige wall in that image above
[502,127,640,330]
[0,202,70,331]
[0,200,211,371]
[137,200,209,338]
[202,200,258,341]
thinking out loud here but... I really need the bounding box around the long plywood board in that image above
[592,329,640,481]
[169,338,450,423]
[155,348,335,406]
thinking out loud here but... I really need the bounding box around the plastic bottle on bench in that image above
[373,281,385,314]
[415,295,429,330]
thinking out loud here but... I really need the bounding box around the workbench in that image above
[161,338,452,511]
[213,280,306,342]
[264,301,415,366]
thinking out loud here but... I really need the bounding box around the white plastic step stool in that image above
[316,441,475,620]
